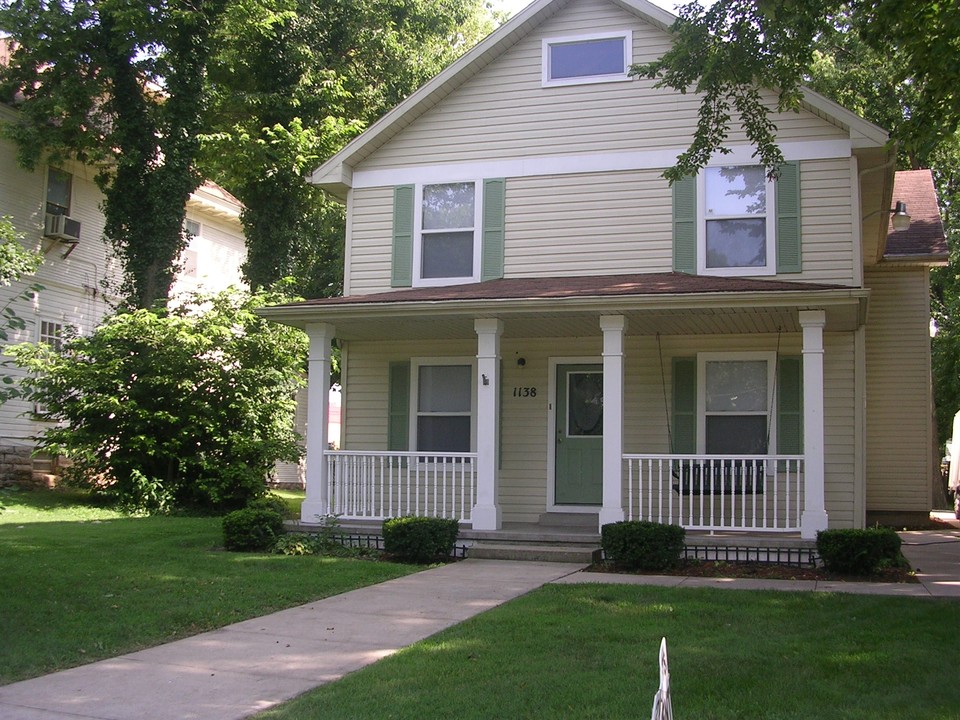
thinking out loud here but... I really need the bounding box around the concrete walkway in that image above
[2,531,959,720]
[0,560,584,720]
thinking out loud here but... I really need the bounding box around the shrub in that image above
[601,521,686,571]
[816,527,903,575]
[382,516,460,563]
[10,288,308,514]
[273,532,379,559]
[223,508,285,552]
[248,493,291,519]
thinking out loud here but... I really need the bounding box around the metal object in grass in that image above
[651,637,673,720]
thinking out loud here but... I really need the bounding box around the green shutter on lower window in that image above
[672,357,697,453]
[672,175,696,274]
[776,161,802,274]
[387,361,410,451]
[481,178,505,281]
[777,356,803,454]
[391,185,414,287]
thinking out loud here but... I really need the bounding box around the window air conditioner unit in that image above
[44,213,81,243]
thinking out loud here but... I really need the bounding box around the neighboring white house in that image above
[262,0,947,537]
[0,110,248,482]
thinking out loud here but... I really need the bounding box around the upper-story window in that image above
[46,168,72,216]
[673,162,800,277]
[542,31,632,87]
[392,179,504,289]
[699,165,775,275]
[416,182,480,284]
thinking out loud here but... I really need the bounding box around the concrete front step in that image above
[467,542,601,564]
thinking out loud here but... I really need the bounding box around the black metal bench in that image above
[672,460,765,495]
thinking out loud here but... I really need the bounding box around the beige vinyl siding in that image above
[864,269,934,512]
[342,329,858,526]
[346,187,394,296]
[346,158,857,294]
[358,0,848,171]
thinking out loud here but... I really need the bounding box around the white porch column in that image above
[472,318,504,530]
[599,315,627,528]
[301,322,336,524]
[799,310,829,539]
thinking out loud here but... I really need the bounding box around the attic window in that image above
[542,31,631,87]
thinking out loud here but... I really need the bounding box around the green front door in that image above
[555,364,603,505]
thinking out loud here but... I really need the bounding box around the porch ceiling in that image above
[261,273,868,341]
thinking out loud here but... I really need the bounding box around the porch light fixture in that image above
[891,201,911,231]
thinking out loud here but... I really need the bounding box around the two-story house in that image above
[262,0,946,539]
[0,107,248,482]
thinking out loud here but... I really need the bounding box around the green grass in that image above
[258,584,960,720]
[0,488,417,685]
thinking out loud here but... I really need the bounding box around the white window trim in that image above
[412,180,482,288]
[696,351,777,455]
[409,357,478,453]
[696,165,777,277]
[541,30,633,88]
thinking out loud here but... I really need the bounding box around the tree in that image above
[633,1,960,181]
[10,288,308,513]
[0,0,230,308]
[200,0,495,297]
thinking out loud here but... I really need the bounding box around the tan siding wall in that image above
[342,329,859,526]
[360,0,847,170]
[864,269,934,512]
[346,157,855,295]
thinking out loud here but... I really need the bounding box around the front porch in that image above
[260,273,871,542]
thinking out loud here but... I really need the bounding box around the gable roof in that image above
[309,0,890,199]
[883,169,948,263]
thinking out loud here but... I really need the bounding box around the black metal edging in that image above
[683,544,819,567]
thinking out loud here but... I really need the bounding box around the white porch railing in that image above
[325,451,478,522]
[624,454,805,532]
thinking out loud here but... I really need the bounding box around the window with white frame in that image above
[542,31,632,86]
[699,353,775,455]
[39,320,64,351]
[412,362,474,453]
[415,182,480,285]
[184,218,201,238]
[699,165,776,276]
[46,168,72,216]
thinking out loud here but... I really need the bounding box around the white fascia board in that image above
[308,0,682,190]
[799,86,890,148]
[351,139,852,189]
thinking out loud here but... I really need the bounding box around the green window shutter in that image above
[481,178,505,281]
[387,361,410,451]
[777,356,803,454]
[391,185,414,287]
[672,175,696,274]
[776,161,801,274]
[672,357,697,453]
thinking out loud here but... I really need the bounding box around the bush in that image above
[816,527,903,575]
[601,521,686,571]
[382,516,460,563]
[223,508,285,552]
[11,288,308,514]
[248,493,291,519]
[273,532,379,559]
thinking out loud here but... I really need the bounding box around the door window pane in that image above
[567,372,603,436]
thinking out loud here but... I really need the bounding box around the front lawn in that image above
[258,583,959,720]
[0,488,418,685]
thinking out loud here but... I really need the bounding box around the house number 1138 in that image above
[513,387,537,398]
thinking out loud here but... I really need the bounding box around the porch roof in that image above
[261,272,869,341]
